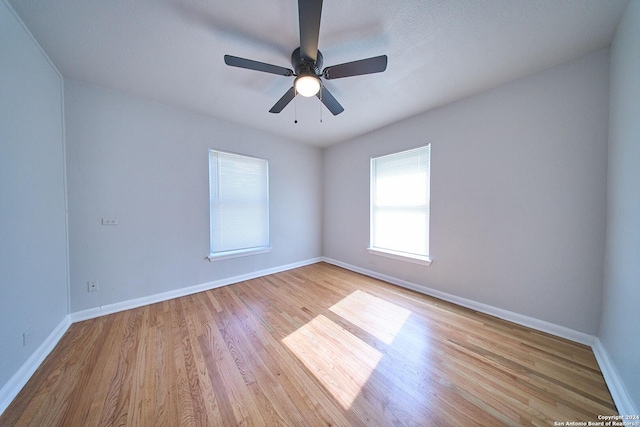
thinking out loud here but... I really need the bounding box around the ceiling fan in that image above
[224,0,388,116]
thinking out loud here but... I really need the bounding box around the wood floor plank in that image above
[0,262,617,426]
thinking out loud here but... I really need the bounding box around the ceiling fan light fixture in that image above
[224,1,387,115]
[294,74,321,97]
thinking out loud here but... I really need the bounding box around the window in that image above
[369,145,431,265]
[208,150,270,260]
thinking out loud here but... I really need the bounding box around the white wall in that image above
[0,1,69,389]
[600,0,640,414]
[64,79,323,313]
[324,49,610,335]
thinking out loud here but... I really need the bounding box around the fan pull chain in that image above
[319,84,323,123]
[294,86,298,124]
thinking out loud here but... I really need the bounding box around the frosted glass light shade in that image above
[294,74,321,97]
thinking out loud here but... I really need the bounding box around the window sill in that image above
[367,247,432,266]
[207,247,272,262]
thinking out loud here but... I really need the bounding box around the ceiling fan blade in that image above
[298,0,322,62]
[269,87,297,113]
[317,86,344,115]
[224,55,293,76]
[323,55,388,80]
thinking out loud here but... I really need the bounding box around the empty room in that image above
[1,0,638,425]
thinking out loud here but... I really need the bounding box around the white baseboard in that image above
[321,257,595,346]
[0,315,71,415]
[71,257,322,322]
[592,338,638,416]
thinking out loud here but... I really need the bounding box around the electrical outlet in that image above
[88,280,99,292]
[23,327,33,346]
[101,218,118,225]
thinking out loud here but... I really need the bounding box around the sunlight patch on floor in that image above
[282,291,412,409]
[282,314,383,408]
[329,289,412,344]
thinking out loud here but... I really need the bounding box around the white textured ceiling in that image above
[8,0,629,147]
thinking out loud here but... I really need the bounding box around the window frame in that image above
[207,149,271,262]
[368,145,432,266]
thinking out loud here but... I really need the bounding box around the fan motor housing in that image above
[291,47,323,75]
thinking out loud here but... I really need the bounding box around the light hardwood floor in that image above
[0,262,616,426]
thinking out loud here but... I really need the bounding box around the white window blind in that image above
[209,150,270,258]
[370,145,431,261]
